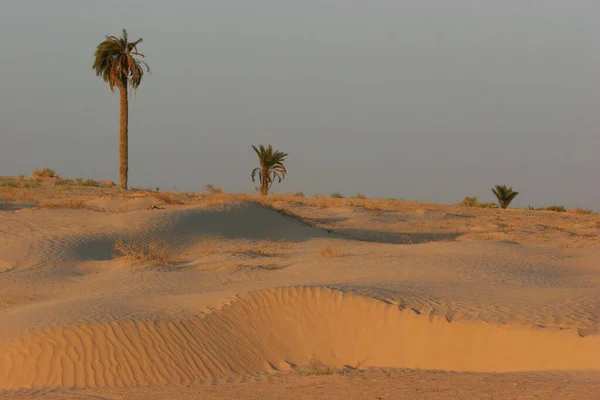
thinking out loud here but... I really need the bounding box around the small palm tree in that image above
[251,145,288,195]
[492,185,519,209]
[93,29,150,189]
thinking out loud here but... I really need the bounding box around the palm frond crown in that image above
[93,29,150,92]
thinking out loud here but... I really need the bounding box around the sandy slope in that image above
[0,198,599,398]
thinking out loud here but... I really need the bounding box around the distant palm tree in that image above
[251,145,288,195]
[93,29,150,189]
[492,185,519,209]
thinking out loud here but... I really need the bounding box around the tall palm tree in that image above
[251,145,288,195]
[492,185,519,209]
[93,29,150,189]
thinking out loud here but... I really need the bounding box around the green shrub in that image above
[353,193,367,199]
[330,192,344,199]
[293,191,305,197]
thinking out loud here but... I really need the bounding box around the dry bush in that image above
[402,234,413,245]
[154,192,185,205]
[113,238,176,266]
[461,196,479,207]
[32,168,56,178]
[320,244,344,257]
[273,239,294,250]
[204,184,223,194]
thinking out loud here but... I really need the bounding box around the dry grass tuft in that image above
[571,208,596,215]
[260,262,281,270]
[540,205,567,213]
[38,199,90,210]
[204,184,224,194]
[320,244,345,257]
[74,178,100,187]
[113,238,176,266]
[236,239,294,257]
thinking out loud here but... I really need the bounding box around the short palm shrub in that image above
[492,185,519,209]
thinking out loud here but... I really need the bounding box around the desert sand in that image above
[1,183,599,399]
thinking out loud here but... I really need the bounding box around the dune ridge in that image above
[1,286,599,390]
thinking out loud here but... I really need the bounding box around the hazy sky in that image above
[1,1,599,209]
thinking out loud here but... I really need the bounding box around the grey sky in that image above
[1,1,598,209]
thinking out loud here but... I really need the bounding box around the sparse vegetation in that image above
[320,244,344,257]
[461,196,497,209]
[113,238,175,266]
[251,144,288,196]
[330,192,344,199]
[74,178,100,187]
[93,29,150,189]
[32,168,56,178]
[571,208,595,215]
[38,199,89,210]
[353,193,367,199]
[492,185,519,209]
[1,180,41,189]
[540,205,567,213]
[237,239,294,257]
[294,191,305,197]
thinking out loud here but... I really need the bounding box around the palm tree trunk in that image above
[260,170,269,195]
[119,83,129,189]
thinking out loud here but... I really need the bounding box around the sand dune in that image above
[1,196,599,397]
[1,287,599,390]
